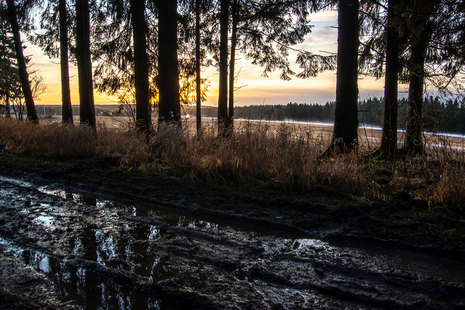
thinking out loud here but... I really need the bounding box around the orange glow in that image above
[26,10,386,107]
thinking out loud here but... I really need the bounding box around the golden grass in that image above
[1,118,464,209]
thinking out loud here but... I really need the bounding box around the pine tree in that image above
[131,0,151,131]
[0,11,18,118]
[30,0,74,124]
[5,0,38,122]
[59,0,73,124]
[322,0,360,156]
[75,0,95,128]
[217,0,229,134]
[158,0,181,126]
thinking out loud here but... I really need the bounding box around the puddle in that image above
[1,177,465,309]
[0,175,35,188]
[70,221,176,281]
[34,215,55,228]
[24,185,465,286]
[0,236,165,309]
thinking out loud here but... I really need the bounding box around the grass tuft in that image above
[0,118,464,210]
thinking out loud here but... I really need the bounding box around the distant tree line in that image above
[235,103,336,123]
[359,96,465,135]
[237,96,465,135]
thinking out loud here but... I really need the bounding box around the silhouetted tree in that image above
[0,9,18,118]
[228,0,238,131]
[323,0,359,155]
[358,0,465,156]
[5,0,38,122]
[195,0,201,131]
[131,0,151,131]
[361,0,402,157]
[30,0,74,124]
[216,0,319,134]
[376,0,400,157]
[59,0,73,124]
[403,0,464,154]
[158,0,181,126]
[75,0,95,128]
[403,2,427,154]
[217,0,228,133]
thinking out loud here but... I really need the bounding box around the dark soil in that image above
[0,153,465,309]
[2,153,463,251]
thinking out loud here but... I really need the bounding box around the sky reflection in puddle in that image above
[33,215,55,228]
[0,236,163,309]
[3,179,464,308]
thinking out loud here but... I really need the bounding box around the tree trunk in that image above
[59,0,73,124]
[330,0,359,152]
[405,45,427,154]
[131,0,151,131]
[218,0,229,134]
[158,0,181,126]
[75,0,95,128]
[405,14,430,155]
[195,0,201,132]
[5,95,11,118]
[228,0,238,133]
[379,0,399,157]
[6,0,38,123]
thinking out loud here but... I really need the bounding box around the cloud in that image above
[28,8,386,107]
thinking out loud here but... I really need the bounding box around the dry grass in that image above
[1,118,464,209]
[0,120,96,158]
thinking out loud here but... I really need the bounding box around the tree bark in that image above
[228,0,238,133]
[330,0,359,152]
[6,0,38,123]
[195,0,201,132]
[405,11,431,155]
[131,0,151,131]
[59,0,73,124]
[5,95,11,119]
[379,0,400,157]
[218,0,229,134]
[75,0,95,128]
[158,0,181,126]
[405,41,428,154]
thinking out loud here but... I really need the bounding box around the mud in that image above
[0,172,465,309]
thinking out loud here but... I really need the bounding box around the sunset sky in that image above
[26,10,397,107]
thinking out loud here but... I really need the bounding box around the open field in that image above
[40,113,465,153]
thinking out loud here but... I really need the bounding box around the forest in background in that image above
[236,96,465,135]
[29,95,465,136]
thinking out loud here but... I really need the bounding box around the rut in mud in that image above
[0,175,465,309]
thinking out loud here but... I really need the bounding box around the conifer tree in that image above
[0,10,18,118]
[131,0,151,131]
[5,0,38,122]
[59,0,73,124]
[158,0,181,126]
[30,0,74,124]
[75,0,95,128]
[322,0,360,155]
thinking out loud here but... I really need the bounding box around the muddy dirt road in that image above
[0,174,464,309]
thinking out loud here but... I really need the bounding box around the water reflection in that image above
[34,215,55,228]
[68,218,176,283]
[5,181,465,309]
[0,237,163,309]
